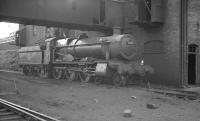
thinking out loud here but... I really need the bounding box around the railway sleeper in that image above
[0,107,24,121]
[0,98,61,121]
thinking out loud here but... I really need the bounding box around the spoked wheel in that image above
[63,70,72,81]
[31,67,38,76]
[40,66,48,78]
[22,67,29,76]
[78,72,91,83]
[27,66,32,76]
[112,74,127,87]
[94,76,103,85]
[53,67,63,79]
[67,70,76,81]
[30,67,35,76]
[40,68,46,78]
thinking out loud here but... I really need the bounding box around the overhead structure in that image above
[0,0,165,32]
[0,0,112,32]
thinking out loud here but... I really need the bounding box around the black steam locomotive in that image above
[18,34,153,86]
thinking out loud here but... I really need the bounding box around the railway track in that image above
[0,98,61,121]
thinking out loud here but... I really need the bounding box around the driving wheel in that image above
[53,67,63,79]
[78,72,91,83]
[63,69,71,81]
[67,70,76,81]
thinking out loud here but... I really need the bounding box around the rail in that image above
[0,98,62,121]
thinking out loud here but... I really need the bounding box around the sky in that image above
[0,22,19,39]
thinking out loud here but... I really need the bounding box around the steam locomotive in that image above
[18,34,153,86]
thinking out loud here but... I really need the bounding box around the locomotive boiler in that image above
[18,34,153,86]
[55,34,139,61]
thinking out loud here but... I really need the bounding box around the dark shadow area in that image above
[188,54,196,84]
[188,44,198,85]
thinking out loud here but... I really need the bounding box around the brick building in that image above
[14,0,200,87]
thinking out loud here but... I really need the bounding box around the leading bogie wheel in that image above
[94,76,103,85]
[112,74,127,87]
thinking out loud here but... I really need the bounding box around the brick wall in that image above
[124,0,181,86]
[187,0,200,84]
[188,0,200,43]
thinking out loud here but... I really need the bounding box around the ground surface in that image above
[0,71,200,121]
